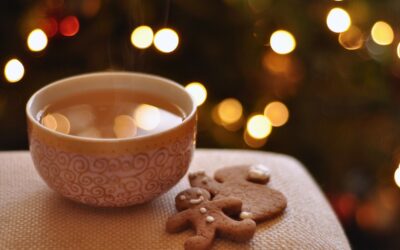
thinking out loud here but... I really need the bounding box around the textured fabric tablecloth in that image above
[0,150,350,250]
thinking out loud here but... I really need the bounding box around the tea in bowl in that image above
[26,72,197,207]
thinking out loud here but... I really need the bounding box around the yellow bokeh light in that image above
[338,25,363,50]
[246,114,272,139]
[52,113,71,134]
[270,30,296,55]
[185,82,207,106]
[114,115,137,138]
[264,101,289,127]
[153,28,179,53]
[217,98,243,125]
[397,43,400,59]
[41,114,57,131]
[41,113,71,134]
[326,8,351,33]
[371,21,394,46]
[4,58,24,83]
[130,26,153,49]
[394,167,400,188]
[244,130,267,148]
[133,104,161,131]
[27,29,48,52]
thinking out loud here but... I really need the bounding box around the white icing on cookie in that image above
[179,195,186,200]
[199,207,207,214]
[206,216,215,223]
[248,164,271,182]
[240,211,253,219]
[196,189,203,195]
[189,196,204,204]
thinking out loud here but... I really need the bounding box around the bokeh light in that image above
[246,114,272,139]
[355,203,378,230]
[41,114,57,131]
[40,18,58,37]
[397,43,400,59]
[264,101,289,127]
[133,104,161,130]
[244,130,267,148]
[81,0,101,17]
[153,28,179,53]
[113,115,137,138]
[217,98,243,125]
[4,59,25,83]
[338,25,363,50]
[59,16,80,37]
[27,29,48,52]
[52,113,71,134]
[130,26,154,49]
[371,21,394,46]
[270,30,296,55]
[394,167,400,188]
[41,113,71,134]
[262,52,292,75]
[185,82,207,106]
[326,8,351,33]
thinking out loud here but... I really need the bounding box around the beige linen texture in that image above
[0,150,350,250]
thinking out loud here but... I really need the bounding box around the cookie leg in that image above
[184,234,214,250]
[218,218,256,242]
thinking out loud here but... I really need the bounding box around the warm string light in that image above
[27,29,48,52]
[130,26,154,49]
[326,8,351,33]
[270,30,296,55]
[217,98,243,125]
[4,59,25,83]
[246,114,272,139]
[397,43,400,59]
[371,21,394,46]
[212,98,244,131]
[394,167,400,188]
[154,28,179,53]
[264,101,289,127]
[338,26,363,50]
[185,82,207,106]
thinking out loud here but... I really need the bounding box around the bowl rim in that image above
[26,71,197,143]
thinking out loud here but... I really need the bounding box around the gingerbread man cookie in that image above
[166,187,256,250]
[189,164,287,223]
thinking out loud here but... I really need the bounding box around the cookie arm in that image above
[166,211,191,233]
[212,198,242,215]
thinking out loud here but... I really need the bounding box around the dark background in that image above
[1,0,400,249]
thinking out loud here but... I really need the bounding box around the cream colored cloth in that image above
[0,150,350,250]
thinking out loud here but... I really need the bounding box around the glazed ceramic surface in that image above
[26,72,197,207]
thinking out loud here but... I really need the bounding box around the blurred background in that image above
[1,0,400,248]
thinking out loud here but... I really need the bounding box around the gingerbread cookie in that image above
[166,187,256,250]
[189,164,287,223]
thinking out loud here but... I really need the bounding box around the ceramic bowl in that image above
[26,72,197,207]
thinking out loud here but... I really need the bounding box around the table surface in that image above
[0,149,350,250]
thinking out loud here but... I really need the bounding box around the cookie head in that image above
[175,188,211,211]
